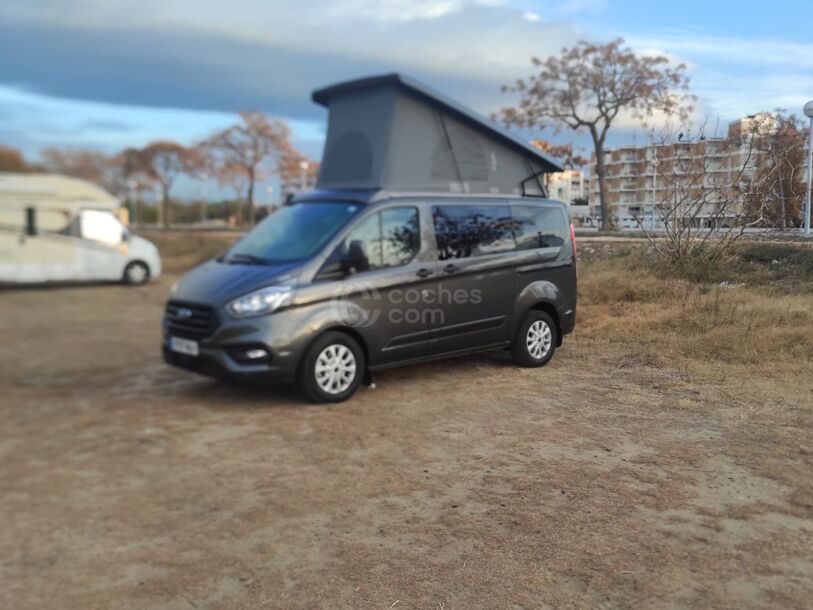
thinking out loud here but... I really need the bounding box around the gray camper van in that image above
[163,74,576,403]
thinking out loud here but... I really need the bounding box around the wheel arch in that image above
[305,324,371,371]
[514,279,566,346]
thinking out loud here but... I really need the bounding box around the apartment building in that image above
[547,169,588,219]
[586,113,777,229]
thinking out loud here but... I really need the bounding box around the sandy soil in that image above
[1,274,811,609]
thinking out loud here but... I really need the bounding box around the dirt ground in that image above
[1,261,812,609]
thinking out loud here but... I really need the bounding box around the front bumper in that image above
[162,307,308,383]
[161,343,298,383]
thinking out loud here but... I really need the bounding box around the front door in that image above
[77,210,127,281]
[424,202,517,356]
[316,204,432,366]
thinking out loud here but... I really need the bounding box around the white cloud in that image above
[627,31,813,71]
[3,0,810,156]
[625,31,813,120]
[324,0,467,22]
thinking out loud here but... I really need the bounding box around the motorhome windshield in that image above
[225,202,361,264]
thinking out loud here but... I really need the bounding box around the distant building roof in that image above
[313,73,563,174]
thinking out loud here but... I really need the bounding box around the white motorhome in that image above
[0,173,161,285]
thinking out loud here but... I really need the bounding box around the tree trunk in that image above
[162,183,171,228]
[592,137,612,231]
[777,162,787,230]
[246,168,256,227]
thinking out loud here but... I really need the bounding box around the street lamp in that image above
[126,179,138,226]
[803,101,813,237]
[299,160,310,191]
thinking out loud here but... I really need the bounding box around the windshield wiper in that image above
[225,253,272,265]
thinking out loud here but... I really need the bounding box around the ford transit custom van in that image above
[163,73,576,402]
[163,191,576,402]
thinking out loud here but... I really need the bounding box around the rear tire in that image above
[123,261,150,285]
[298,331,365,404]
[512,310,557,367]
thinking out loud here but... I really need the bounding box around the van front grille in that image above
[165,300,219,340]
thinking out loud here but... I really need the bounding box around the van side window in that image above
[511,205,568,250]
[342,213,381,272]
[381,207,420,267]
[432,205,514,260]
[320,207,420,277]
[38,209,74,236]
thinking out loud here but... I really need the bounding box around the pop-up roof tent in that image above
[312,73,562,196]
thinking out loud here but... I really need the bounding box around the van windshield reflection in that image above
[224,202,360,264]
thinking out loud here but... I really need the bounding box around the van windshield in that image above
[224,202,361,264]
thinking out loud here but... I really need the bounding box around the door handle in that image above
[443,264,459,274]
[415,268,433,278]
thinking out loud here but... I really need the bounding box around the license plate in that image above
[170,336,199,356]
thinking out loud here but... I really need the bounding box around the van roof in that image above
[291,188,568,209]
[0,173,119,209]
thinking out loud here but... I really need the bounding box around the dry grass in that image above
[2,236,812,609]
[577,248,813,408]
[139,229,242,273]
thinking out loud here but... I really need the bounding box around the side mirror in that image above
[342,239,369,274]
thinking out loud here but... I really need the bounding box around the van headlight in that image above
[226,286,293,319]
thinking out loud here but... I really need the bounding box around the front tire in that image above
[298,332,365,404]
[123,261,150,285]
[512,310,557,367]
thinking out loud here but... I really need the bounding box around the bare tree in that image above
[743,113,807,229]
[212,161,250,223]
[500,38,693,229]
[205,112,294,226]
[636,123,770,263]
[139,141,202,227]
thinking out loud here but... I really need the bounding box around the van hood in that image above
[171,258,303,305]
[128,234,157,253]
[128,234,162,278]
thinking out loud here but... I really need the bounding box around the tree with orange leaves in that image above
[501,38,693,229]
[204,112,295,226]
[138,141,203,227]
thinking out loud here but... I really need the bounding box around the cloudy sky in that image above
[2,0,812,166]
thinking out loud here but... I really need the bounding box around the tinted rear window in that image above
[511,205,568,250]
[432,205,514,260]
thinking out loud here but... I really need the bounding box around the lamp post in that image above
[126,179,138,226]
[803,101,813,237]
[299,160,310,191]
